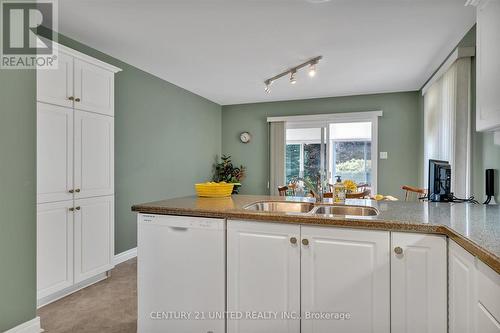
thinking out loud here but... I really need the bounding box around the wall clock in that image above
[240,132,252,143]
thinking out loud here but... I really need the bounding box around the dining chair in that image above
[278,186,289,196]
[402,185,427,201]
[346,189,371,199]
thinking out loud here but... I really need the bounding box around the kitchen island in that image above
[133,195,500,333]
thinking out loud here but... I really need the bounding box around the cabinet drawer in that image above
[477,260,500,323]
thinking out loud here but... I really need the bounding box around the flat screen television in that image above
[428,159,452,202]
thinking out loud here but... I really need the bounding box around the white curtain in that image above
[423,57,471,198]
[269,121,285,196]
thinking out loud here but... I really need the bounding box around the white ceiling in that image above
[58,0,476,105]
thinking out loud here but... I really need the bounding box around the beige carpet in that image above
[38,258,137,333]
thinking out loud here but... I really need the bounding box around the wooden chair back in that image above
[402,185,427,201]
[278,186,288,196]
[346,190,371,199]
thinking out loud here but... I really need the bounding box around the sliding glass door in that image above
[284,117,377,194]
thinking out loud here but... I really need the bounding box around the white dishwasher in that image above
[138,213,225,333]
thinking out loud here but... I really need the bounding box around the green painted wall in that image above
[46,32,222,254]
[0,70,37,330]
[221,92,422,199]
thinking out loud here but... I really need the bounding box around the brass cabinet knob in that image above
[75,206,81,211]
[75,188,81,193]
[290,237,297,245]
[68,96,74,101]
[75,98,81,102]
[394,246,404,255]
[302,238,309,246]
[69,207,74,212]
[69,189,74,193]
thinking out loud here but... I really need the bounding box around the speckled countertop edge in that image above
[132,196,500,275]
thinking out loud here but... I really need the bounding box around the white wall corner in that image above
[113,247,137,265]
[494,131,500,145]
[4,317,42,333]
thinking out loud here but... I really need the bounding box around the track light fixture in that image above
[263,56,322,93]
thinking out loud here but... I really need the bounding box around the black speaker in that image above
[484,169,495,204]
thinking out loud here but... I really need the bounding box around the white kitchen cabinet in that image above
[477,260,500,332]
[74,110,114,199]
[37,103,74,204]
[449,240,500,333]
[391,232,447,333]
[227,221,300,333]
[36,42,120,304]
[37,50,74,108]
[449,240,477,333]
[74,195,114,283]
[300,226,390,333]
[36,201,74,299]
[74,58,115,116]
[474,0,500,133]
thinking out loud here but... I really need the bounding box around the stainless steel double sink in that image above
[243,201,379,217]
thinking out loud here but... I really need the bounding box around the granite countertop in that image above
[132,195,500,274]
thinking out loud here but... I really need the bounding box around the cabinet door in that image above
[449,240,476,333]
[476,0,500,131]
[391,232,447,333]
[74,110,114,199]
[301,226,390,333]
[37,102,74,203]
[227,220,300,333]
[37,50,74,108]
[37,201,74,299]
[74,58,115,116]
[74,195,114,283]
[476,260,500,332]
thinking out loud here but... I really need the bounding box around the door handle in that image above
[290,237,297,245]
[169,226,188,231]
[302,238,309,246]
[394,246,404,255]
[75,206,81,211]
[68,96,74,101]
[75,97,81,102]
[69,189,74,193]
[75,188,81,193]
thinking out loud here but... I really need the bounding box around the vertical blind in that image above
[269,121,286,196]
[423,57,471,198]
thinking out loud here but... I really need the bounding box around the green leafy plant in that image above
[213,155,246,193]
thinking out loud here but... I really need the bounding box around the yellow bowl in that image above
[195,183,235,198]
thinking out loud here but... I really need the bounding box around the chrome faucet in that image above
[291,172,326,203]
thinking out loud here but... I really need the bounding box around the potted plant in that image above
[213,155,246,194]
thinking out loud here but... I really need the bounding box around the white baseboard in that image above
[113,247,137,265]
[4,317,42,333]
[37,273,108,309]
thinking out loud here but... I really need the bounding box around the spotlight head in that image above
[308,63,317,77]
[290,71,297,84]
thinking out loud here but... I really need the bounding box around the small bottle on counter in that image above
[333,175,346,203]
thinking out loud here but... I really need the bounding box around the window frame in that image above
[277,111,382,194]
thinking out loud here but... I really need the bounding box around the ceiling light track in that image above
[264,56,322,93]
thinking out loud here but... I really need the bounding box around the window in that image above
[330,122,372,185]
[285,128,323,184]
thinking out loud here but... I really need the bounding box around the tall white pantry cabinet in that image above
[36,43,121,305]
